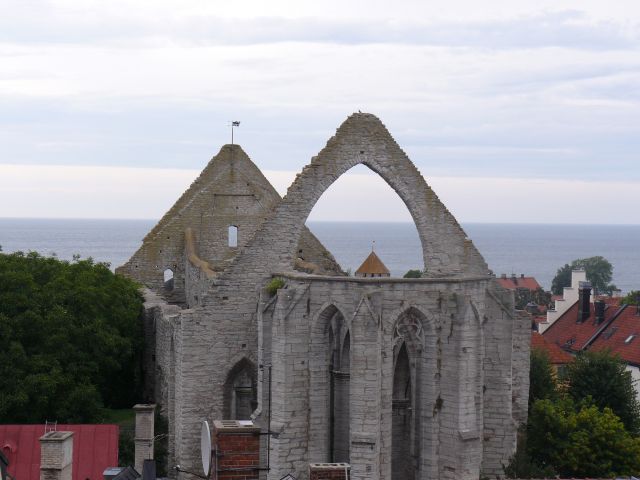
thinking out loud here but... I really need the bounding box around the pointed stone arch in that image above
[229,113,488,278]
[387,305,440,479]
[308,303,351,462]
[223,357,258,420]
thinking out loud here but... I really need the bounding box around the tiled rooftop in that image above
[532,332,574,364]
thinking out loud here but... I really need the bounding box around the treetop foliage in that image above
[551,256,616,295]
[506,347,640,478]
[0,251,144,423]
[527,398,640,478]
[403,269,423,279]
[528,347,557,408]
[566,349,640,435]
[622,290,640,305]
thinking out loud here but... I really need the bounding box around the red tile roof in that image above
[0,424,119,480]
[355,251,390,276]
[497,275,542,291]
[590,305,640,366]
[542,300,623,353]
[531,332,574,364]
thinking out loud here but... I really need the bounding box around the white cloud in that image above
[1,0,640,189]
[1,163,638,224]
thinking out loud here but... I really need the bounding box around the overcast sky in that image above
[1,0,640,223]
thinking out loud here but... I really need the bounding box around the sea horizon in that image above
[1,218,639,293]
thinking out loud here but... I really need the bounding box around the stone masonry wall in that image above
[116,145,343,306]
[259,273,518,480]
[124,113,527,480]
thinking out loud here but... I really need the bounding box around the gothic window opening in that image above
[329,314,350,463]
[224,359,257,420]
[228,225,238,247]
[392,342,414,480]
[304,163,422,277]
[163,268,174,291]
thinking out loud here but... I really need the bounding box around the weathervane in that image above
[230,121,240,145]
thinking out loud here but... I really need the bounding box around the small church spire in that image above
[355,248,390,278]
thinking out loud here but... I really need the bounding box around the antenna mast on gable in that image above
[230,121,240,145]
[45,420,57,434]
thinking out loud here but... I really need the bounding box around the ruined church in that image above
[117,113,530,480]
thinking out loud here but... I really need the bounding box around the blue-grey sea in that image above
[0,218,639,293]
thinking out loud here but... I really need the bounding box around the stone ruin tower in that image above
[117,113,530,480]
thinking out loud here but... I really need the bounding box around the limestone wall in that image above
[256,273,520,480]
[124,113,526,480]
[116,145,343,305]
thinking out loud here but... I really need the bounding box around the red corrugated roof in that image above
[531,332,574,364]
[496,275,541,291]
[590,305,640,366]
[0,424,119,480]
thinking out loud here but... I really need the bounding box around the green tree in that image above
[551,256,616,295]
[527,398,640,478]
[0,251,144,423]
[622,290,640,305]
[566,349,640,435]
[514,287,552,311]
[403,269,422,279]
[528,348,557,408]
[503,426,556,479]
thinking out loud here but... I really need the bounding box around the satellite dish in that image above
[201,420,212,478]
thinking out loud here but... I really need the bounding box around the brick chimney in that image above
[134,404,156,473]
[212,420,260,480]
[577,281,592,323]
[39,431,73,480]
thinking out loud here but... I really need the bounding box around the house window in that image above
[625,334,636,344]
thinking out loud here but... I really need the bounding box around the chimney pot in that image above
[577,281,592,323]
[39,431,73,480]
[134,404,156,473]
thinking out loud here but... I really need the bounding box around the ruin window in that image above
[329,314,350,463]
[228,225,238,248]
[223,358,257,420]
[305,163,422,277]
[392,342,414,480]
[163,268,174,291]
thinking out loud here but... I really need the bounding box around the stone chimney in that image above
[39,431,73,480]
[577,281,592,323]
[134,404,156,473]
